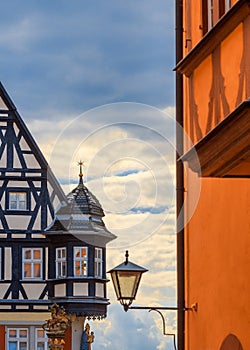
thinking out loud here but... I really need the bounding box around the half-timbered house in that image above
[0,83,116,349]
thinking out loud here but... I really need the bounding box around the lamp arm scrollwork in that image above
[127,303,197,350]
[148,309,177,350]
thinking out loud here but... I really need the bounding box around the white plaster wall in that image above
[95,283,104,297]
[73,283,88,296]
[72,317,86,350]
[4,247,12,279]
[54,284,66,297]
[23,284,47,299]
[0,283,10,298]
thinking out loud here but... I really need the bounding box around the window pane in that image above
[8,342,17,350]
[37,343,45,350]
[81,261,87,275]
[74,248,80,258]
[19,193,26,201]
[34,263,41,278]
[62,262,66,276]
[24,250,31,260]
[75,261,80,275]
[58,264,62,277]
[9,193,17,200]
[57,249,61,259]
[9,330,16,337]
[20,329,27,337]
[37,329,44,338]
[10,201,17,209]
[20,342,27,350]
[24,263,31,278]
[19,201,26,210]
[34,250,41,259]
[61,248,66,258]
[81,248,87,258]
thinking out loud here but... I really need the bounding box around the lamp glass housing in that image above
[108,255,148,311]
[111,271,142,300]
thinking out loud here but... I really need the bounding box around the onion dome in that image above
[46,162,116,247]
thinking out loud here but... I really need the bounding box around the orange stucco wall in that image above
[185,177,250,349]
[220,25,243,107]
[185,21,245,144]
[184,0,203,50]
[64,327,72,350]
[183,2,249,146]
[182,2,250,349]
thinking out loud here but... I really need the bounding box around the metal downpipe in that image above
[175,0,185,349]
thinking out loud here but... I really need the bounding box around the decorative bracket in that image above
[128,303,198,350]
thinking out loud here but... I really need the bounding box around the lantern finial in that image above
[125,250,129,265]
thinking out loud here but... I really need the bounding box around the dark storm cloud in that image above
[0,0,175,121]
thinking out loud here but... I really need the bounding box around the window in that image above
[202,0,232,35]
[22,248,42,279]
[35,328,48,350]
[74,247,88,277]
[94,248,103,278]
[9,192,27,210]
[7,328,28,350]
[6,328,48,350]
[56,247,67,278]
[201,0,214,34]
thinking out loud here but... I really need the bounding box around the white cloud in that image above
[0,1,177,345]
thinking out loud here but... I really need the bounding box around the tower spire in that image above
[78,160,84,184]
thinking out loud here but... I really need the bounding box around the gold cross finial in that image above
[77,160,84,184]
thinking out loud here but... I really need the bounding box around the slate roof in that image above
[46,170,116,246]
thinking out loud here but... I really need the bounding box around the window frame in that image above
[55,247,67,278]
[73,247,88,277]
[94,247,103,278]
[22,248,43,280]
[8,191,28,211]
[35,328,48,350]
[7,327,29,350]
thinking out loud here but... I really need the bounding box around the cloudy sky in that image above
[0,1,179,349]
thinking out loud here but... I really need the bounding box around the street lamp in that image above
[108,250,148,311]
[108,251,197,349]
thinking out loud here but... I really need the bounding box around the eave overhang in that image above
[175,0,250,76]
[50,296,109,318]
[45,229,117,247]
[180,100,250,178]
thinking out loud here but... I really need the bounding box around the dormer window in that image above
[22,248,43,279]
[74,247,88,277]
[9,191,27,210]
[56,247,67,278]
